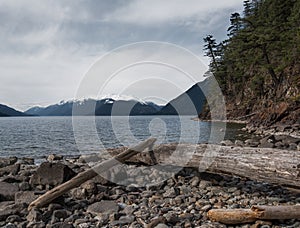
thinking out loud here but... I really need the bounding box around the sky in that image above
[0,0,243,111]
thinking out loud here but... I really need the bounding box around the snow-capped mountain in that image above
[25,96,162,116]
[25,78,210,117]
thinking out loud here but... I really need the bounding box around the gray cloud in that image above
[0,0,243,110]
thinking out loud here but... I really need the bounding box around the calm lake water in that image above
[0,116,245,159]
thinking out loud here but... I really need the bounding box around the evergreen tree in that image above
[203,0,299,114]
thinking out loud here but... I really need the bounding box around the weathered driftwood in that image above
[28,138,156,210]
[127,143,300,189]
[208,205,300,224]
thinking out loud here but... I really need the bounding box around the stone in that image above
[46,222,73,228]
[30,162,76,187]
[26,209,43,222]
[87,200,119,215]
[81,180,97,195]
[201,205,212,211]
[163,187,178,198]
[0,163,20,176]
[259,136,274,148]
[220,140,233,146]
[199,180,211,189]
[0,203,26,221]
[47,154,63,162]
[0,182,19,201]
[70,188,86,200]
[19,182,31,191]
[289,143,298,150]
[27,222,45,228]
[190,176,200,187]
[48,203,63,212]
[245,139,260,147]
[235,140,244,147]
[18,157,34,165]
[15,191,37,204]
[111,215,135,225]
[154,224,169,228]
[0,157,17,168]
[164,213,179,224]
[52,209,69,220]
[6,214,22,223]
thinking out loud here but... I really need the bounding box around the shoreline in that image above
[0,143,299,227]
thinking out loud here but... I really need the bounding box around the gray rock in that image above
[164,213,179,224]
[48,203,63,212]
[234,140,244,147]
[190,176,200,187]
[201,205,212,211]
[52,209,70,220]
[220,140,233,146]
[245,139,260,147]
[15,191,37,204]
[46,222,74,228]
[27,221,45,228]
[154,224,169,228]
[0,203,25,221]
[18,157,34,165]
[111,215,135,225]
[163,187,178,198]
[87,200,119,215]
[26,209,43,222]
[19,182,31,191]
[289,143,298,150]
[81,180,97,195]
[258,142,274,148]
[70,188,86,200]
[30,162,76,187]
[0,182,19,201]
[0,157,17,168]
[199,180,211,188]
[6,214,22,223]
[0,163,20,176]
[47,154,63,162]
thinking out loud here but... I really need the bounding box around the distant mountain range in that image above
[1,78,210,117]
[0,104,30,117]
[25,98,162,116]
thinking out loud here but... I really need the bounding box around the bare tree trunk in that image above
[208,205,300,224]
[129,143,300,190]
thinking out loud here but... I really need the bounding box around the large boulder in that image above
[0,182,19,201]
[0,157,17,168]
[30,162,76,187]
[0,201,25,221]
[87,200,119,216]
[0,163,20,176]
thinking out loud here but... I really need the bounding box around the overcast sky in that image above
[0,0,243,111]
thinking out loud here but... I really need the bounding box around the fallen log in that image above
[208,205,300,224]
[28,138,156,210]
[126,143,300,190]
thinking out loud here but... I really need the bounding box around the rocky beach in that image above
[0,124,299,228]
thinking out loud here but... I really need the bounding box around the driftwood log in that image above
[124,143,300,189]
[208,205,300,224]
[28,138,156,210]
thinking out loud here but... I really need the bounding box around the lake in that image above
[0,116,245,159]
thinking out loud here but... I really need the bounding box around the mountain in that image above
[25,81,209,117]
[158,78,209,115]
[0,111,9,117]
[25,97,163,116]
[0,104,29,117]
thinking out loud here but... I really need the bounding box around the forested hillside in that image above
[203,0,300,126]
